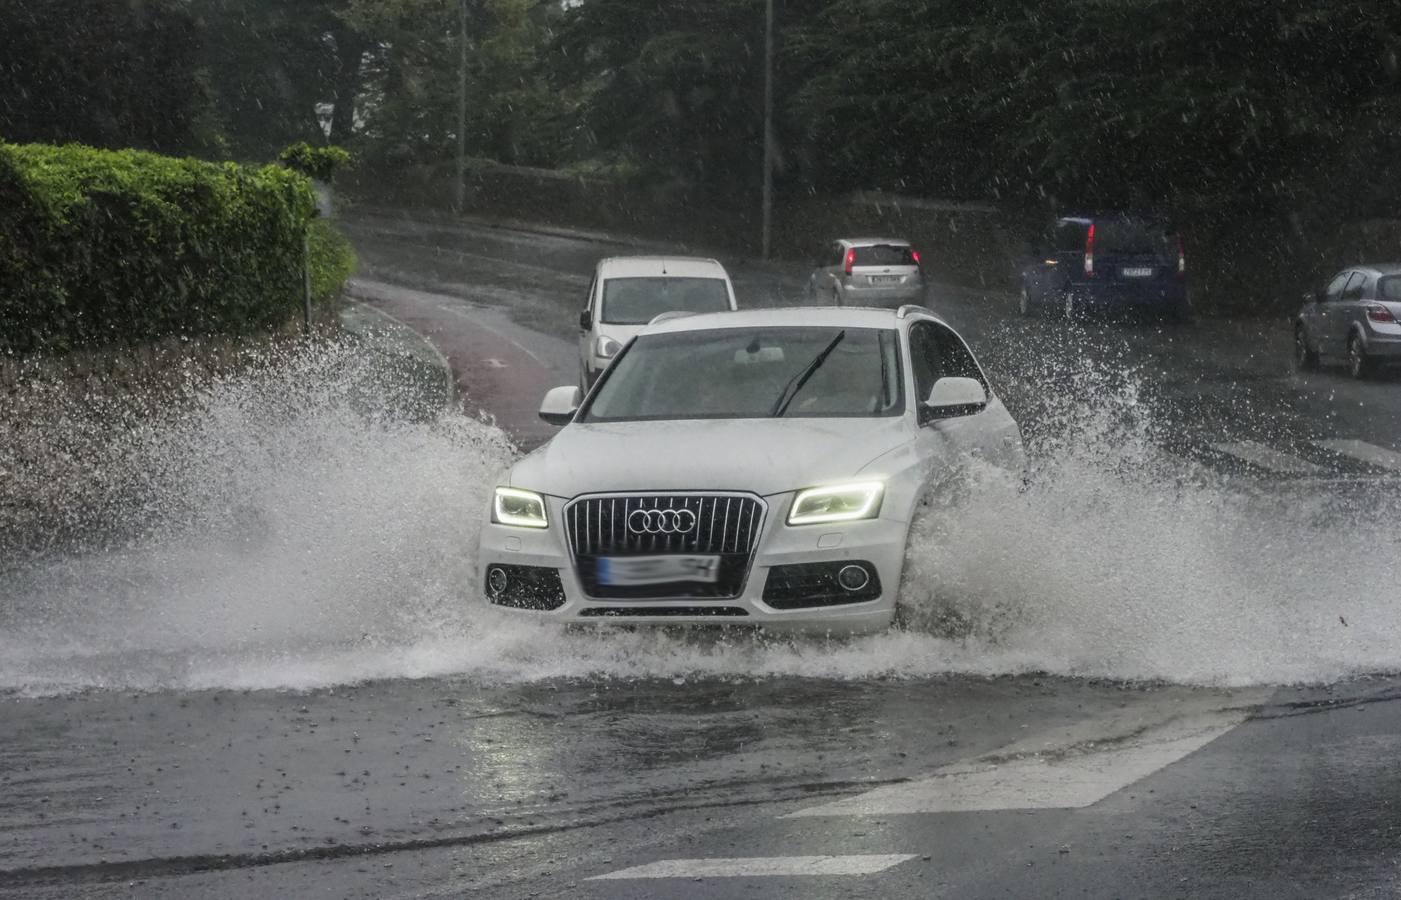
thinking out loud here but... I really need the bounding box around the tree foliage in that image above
[0,0,218,153]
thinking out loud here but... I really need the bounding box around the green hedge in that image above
[0,142,354,354]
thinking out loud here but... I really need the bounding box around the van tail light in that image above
[844,248,855,275]
[1366,304,1396,324]
[911,248,923,270]
[1083,223,1095,277]
[1177,235,1186,277]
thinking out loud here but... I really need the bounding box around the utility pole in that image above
[455,0,468,213]
[761,0,774,259]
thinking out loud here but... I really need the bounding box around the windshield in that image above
[600,277,731,324]
[583,326,903,421]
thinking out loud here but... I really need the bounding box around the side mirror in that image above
[539,385,582,426]
[579,310,592,330]
[923,376,988,421]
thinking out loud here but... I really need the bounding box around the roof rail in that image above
[895,304,937,319]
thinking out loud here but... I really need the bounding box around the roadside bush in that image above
[0,142,353,354]
[278,142,352,182]
[309,217,356,302]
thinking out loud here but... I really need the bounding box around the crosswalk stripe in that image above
[1316,439,1401,473]
[784,698,1257,817]
[586,855,918,880]
[1209,440,1324,474]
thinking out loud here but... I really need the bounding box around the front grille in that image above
[566,493,765,599]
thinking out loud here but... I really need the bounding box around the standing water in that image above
[1,341,1397,695]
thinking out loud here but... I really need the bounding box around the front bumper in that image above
[476,496,906,633]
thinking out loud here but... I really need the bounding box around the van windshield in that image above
[599,277,731,324]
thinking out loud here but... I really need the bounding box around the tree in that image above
[195,0,365,160]
[550,0,771,195]
[0,0,217,153]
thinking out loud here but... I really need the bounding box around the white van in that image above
[577,256,738,388]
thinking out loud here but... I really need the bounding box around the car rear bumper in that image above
[839,284,926,308]
[476,508,906,633]
[1063,280,1188,310]
[1361,333,1401,359]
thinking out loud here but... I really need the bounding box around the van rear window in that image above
[1095,220,1174,257]
[852,245,916,266]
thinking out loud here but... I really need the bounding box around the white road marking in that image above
[1210,440,1324,474]
[483,358,508,369]
[436,303,551,366]
[586,855,918,880]
[1317,439,1401,473]
[787,693,1261,817]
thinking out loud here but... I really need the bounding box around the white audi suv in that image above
[478,306,1024,632]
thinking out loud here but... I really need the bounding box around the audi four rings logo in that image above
[628,508,698,535]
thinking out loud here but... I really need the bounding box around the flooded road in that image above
[5,210,1401,897]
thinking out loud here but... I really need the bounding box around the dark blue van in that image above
[1020,214,1189,320]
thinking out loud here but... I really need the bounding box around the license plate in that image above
[870,275,902,285]
[596,555,721,586]
[1120,267,1154,278]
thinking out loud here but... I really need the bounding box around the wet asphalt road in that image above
[5,208,1401,898]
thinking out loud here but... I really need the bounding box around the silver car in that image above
[1295,264,1401,379]
[807,238,927,307]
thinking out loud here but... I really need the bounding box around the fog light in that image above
[837,564,870,592]
[486,566,509,596]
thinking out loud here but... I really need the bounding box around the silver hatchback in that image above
[807,238,926,307]
[1295,265,1401,379]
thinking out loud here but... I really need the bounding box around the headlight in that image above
[787,481,884,526]
[493,487,548,529]
[594,336,621,359]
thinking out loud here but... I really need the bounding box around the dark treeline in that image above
[3,0,1400,272]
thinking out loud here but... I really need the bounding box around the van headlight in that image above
[493,487,549,529]
[594,336,621,359]
[787,482,884,525]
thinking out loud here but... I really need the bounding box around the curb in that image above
[347,203,681,254]
[340,283,457,409]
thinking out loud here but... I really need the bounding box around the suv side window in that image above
[909,321,986,406]
[1342,272,1367,302]
[1325,271,1351,302]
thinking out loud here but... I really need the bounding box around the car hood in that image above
[509,417,913,498]
[596,322,646,348]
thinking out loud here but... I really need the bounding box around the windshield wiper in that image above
[770,330,846,417]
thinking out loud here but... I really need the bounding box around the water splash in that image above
[2,341,1398,695]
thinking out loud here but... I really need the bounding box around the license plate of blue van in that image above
[597,555,721,586]
[1120,267,1154,278]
